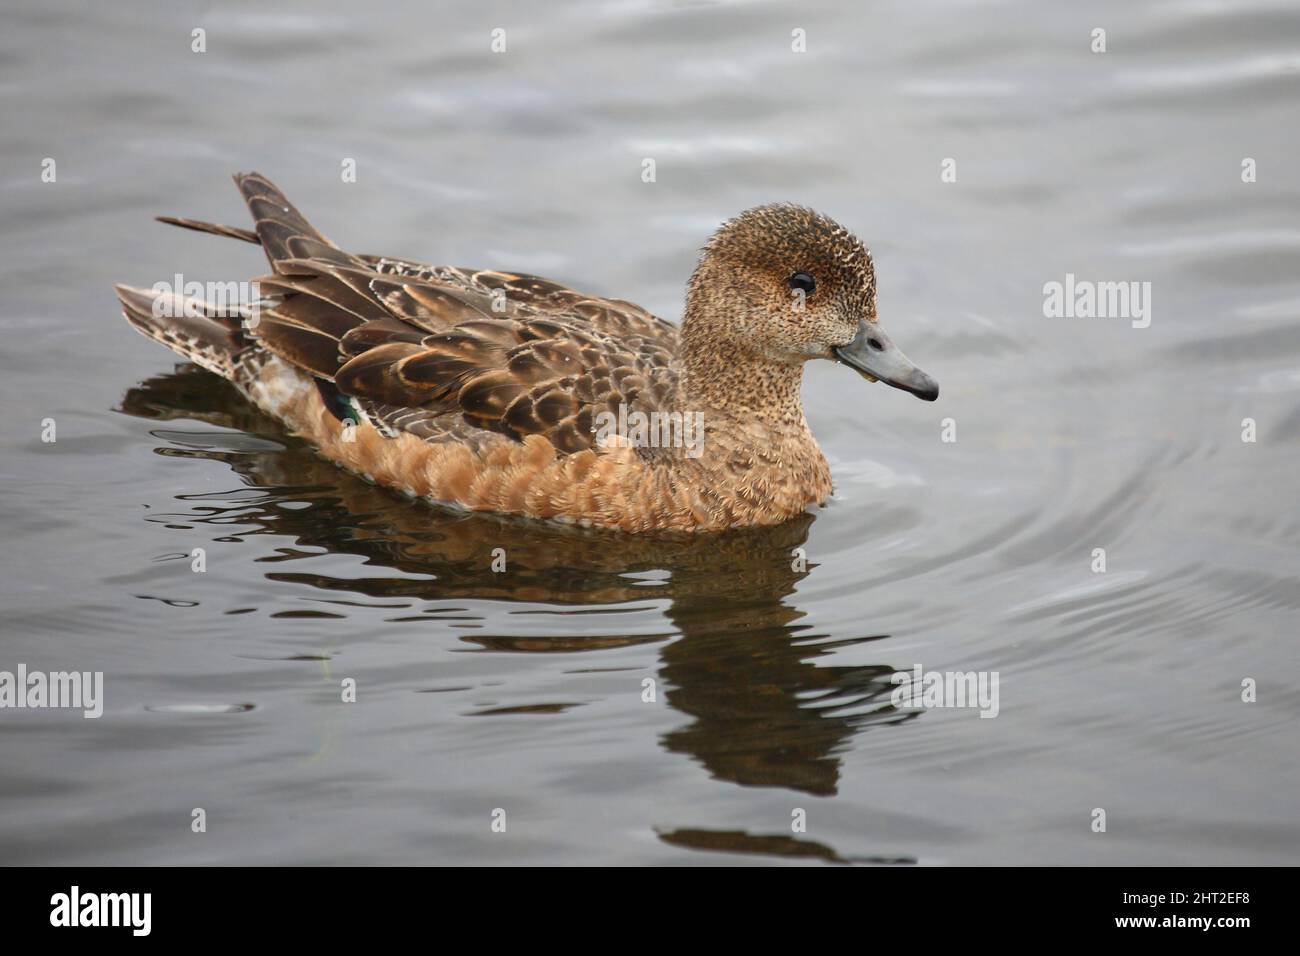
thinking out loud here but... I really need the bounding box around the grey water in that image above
[1,0,1297,864]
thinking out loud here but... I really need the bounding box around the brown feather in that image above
[155,216,259,244]
[335,342,431,405]
[254,315,344,380]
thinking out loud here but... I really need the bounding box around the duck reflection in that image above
[120,366,912,798]
[657,828,914,865]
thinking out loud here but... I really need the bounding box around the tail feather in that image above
[114,283,250,381]
[233,171,361,273]
[155,215,260,245]
[120,172,361,382]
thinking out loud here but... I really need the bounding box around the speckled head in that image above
[685,203,938,401]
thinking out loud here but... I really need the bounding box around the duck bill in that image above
[833,321,939,401]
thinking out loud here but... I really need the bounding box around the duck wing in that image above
[167,173,681,455]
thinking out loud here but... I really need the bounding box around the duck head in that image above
[683,203,938,402]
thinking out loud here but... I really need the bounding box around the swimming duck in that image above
[115,173,937,532]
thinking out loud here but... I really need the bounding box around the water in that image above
[1,0,1298,865]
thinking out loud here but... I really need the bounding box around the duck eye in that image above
[788,272,816,295]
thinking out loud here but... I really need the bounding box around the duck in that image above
[115,172,938,533]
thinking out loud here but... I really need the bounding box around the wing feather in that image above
[168,173,687,455]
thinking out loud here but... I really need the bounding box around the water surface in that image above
[1,0,1298,864]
